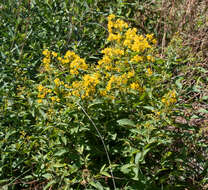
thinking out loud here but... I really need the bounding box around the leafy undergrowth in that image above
[0,1,208,190]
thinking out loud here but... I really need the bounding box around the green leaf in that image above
[117,119,136,127]
[53,163,66,168]
[202,96,208,100]
[39,109,47,120]
[192,85,201,92]
[1,185,8,190]
[61,136,67,146]
[54,149,68,157]
[198,108,208,114]
[143,106,155,112]
[89,181,104,190]
[100,164,106,172]
[120,164,134,174]
[0,179,9,186]
[42,173,53,180]
[135,152,142,164]
[43,180,56,190]
[88,99,103,108]
[100,171,111,177]
[176,78,183,89]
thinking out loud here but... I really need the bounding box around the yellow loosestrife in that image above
[39,14,162,103]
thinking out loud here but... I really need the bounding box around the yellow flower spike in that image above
[51,96,56,102]
[161,90,177,106]
[42,49,50,57]
[147,55,155,62]
[42,57,50,64]
[62,59,69,64]
[47,89,52,93]
[37,99,42,103]
[127,70,135,78]
[38,93,45,98]
[51,51,57,57]
[146,68,153,76]
[146,34,154,40]
[37,84,44,92]
[108,14,116,21]
[130,82,139,90]
[107,33,121,42]
[65,50,75,58]
[152,39,157,44]
[100,89,107,96]
[44,63,51,72]
[131,55,143,63]
[54,78,61,86]
[115,19,128,31]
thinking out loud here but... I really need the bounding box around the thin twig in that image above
[76,102,117,190]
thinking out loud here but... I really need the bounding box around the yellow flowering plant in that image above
[36,14,178,188]
[38,14,176,112]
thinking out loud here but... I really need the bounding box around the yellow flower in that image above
[161,90,177,106]
[114,19,128,31]
[65,50,76,58]
[70,57,88,75]
[130,82,140,90]
[54,78,61,86]
[51,96,56,102]
[44,63,51,72]
[37,84,44,92]
[108,14,116,21]
[147,55,155,62]
[131,55,143,63]
[146,68,153,76]
[42,57,50,64]
[51,96,60,102]
[107,33,122,42]
[52,51,58,57]
[47,89,52,93]
[152,39,157,44]
[146,34,154,40]
[42,49,50,57]
[37,99,42,103]
[100,90,107,96]
[127,70,135,78]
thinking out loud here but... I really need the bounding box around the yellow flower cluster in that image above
[147,55,155,62]
[42,49,88,76]
[98,47,125,72]
[130,82,143,92]
[58,51,88,75]
[124,28,151,52]
[161,90,177,106]
[146,68,153,76]
[106,74,127,92]
[108,14,128,32]
[107,14,128,33]
[39,14,158,103]
[71,73,100,99]
[51,96,60,102]
[42,49,51,71]
[101,48,124,57]
[130,55,143,63]
[37,84,52,103]
[54,78,64,87]
[107,14,128,43]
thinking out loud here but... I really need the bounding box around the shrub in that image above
[32,14,182,189]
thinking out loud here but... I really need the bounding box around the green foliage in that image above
[0,0,207,189]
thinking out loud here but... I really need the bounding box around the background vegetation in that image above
[0,0,207,189]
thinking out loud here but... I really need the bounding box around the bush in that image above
[30,14,184,189]
[0,1,207,189]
